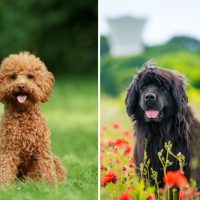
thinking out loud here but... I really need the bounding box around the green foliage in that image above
[101,54,146,96]
[100,36,109,56]
[0,0,97,75]
[101,36,200,96]
[145,36,200,56]
[0,77,98,200]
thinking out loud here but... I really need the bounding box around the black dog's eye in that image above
[10,74,17,80]
[141,85,147,90]
[27,74,34,79]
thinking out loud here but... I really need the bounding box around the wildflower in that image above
[120,192,132,200]
[101,177,110,187]
[115,159,121,164]
[124,130,132,138]
[114,138,128,146]
[112,123,121,129]
[147,193,155,200]
[100,164,107,171]
[101,171,117,187]
[163,170,188,189]
[124,145,131,155]
[122,166,128,172]
[129,158,135,168]
[194,192,200,197]
[179,187,193,200]
[105,171,117,183]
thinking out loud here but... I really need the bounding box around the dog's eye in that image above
[141,85,147,90]
[27,74,34,79]
[10,74,17,80]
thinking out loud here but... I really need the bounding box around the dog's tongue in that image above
[17,95,27,103]
[145,110,159,119]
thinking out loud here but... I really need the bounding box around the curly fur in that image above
[126,63,200,187]
[0,52,66,185]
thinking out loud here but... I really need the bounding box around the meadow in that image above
[101,87,200,200]
[0,77,98,200]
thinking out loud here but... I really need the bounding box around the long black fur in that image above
[125,63,200,187]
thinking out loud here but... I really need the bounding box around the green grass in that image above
[0,77,98,200]
[101,92,131,130]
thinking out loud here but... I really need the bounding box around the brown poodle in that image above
[0,52,66,185]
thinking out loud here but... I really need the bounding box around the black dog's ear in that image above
[125,78,139,117]
[171,74,188,114]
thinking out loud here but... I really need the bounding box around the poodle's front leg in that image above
[26,151,57,183]
[0,153,19,185]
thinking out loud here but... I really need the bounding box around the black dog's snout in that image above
[145,93,156,101]
[18,84,25,91]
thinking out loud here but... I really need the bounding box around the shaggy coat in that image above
[126,64,200,187]
[0,52,66,185]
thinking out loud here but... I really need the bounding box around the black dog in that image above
[125,63,200,187]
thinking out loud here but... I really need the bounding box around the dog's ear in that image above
[171,73,188,114]
[0,73,6,102]
[41,71,55,103]
[125,78,139,118]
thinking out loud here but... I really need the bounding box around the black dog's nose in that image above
[145,93,156,101]
[18,84,25,91]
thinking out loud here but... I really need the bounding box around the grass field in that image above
[100,89,200,199]
[0,77,98,200]
[101,93,131,132]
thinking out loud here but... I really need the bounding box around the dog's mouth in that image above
[13,93,28,104]
[145,109,159,119]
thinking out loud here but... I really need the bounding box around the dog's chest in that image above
[1,113,45,152]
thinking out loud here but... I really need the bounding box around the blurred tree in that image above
[145,36,200,56]
[0,0,97,75]
[101,36,200,96]
[100,36,109,56]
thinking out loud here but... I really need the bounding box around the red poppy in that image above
[163,170,188,189]
[100,164,107,171]
[129,158,135,167]
[101,176,110,187]
[122,166,128,172]
[101,171,117,187]
[120,192,132,200]
[114,138,128,146]
[115,159,121,164]
[147,193,155,200]
[112,123,121,129]
[124,130,132,138]
[124,145,131,155]
[105,171,117,183]
[179,187,193,200]
[194,192,200,197]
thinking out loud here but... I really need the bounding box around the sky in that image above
[100,0,200,46]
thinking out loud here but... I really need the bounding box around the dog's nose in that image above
[145,93,156,101]
[18,84,25,91]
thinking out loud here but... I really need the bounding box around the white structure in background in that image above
[107,16,146,56]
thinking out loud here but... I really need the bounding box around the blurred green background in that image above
[0,1,97,200]
[101,35,200,130]
[0,0,97,75]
